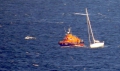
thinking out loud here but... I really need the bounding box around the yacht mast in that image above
[86,8,95,43]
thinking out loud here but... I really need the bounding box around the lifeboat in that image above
[58,28,84,47]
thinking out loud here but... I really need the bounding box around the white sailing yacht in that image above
[85,8,104,48]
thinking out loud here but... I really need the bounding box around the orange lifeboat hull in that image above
[58,41,84,47]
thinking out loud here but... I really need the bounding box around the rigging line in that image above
[87,16,91,44]
[86,8,95,43]
[86,8,91,44]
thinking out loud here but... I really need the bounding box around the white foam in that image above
[25,36,36,40]
[74,13,87,15]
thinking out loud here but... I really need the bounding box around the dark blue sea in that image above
[1,0,120,71]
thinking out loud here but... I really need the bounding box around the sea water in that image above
[1,0,120,71]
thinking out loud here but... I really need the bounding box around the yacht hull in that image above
[90,42,104,48]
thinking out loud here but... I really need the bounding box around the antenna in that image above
[64,27,66,33]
